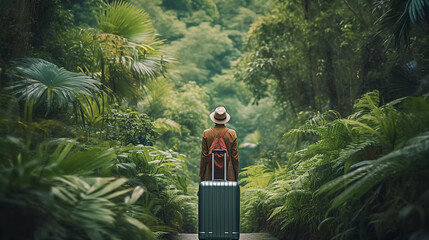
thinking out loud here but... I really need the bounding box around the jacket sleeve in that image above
[231,134,239,180]
[200,133,209,181]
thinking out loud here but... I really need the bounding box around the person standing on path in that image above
[200,106,239,181]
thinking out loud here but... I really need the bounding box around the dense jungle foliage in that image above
[0,0,428,239]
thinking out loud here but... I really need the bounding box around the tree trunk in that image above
[10,0,38,59]
[360,35,387,98]
[325,46,339,110]
[274,69,298,117]
[302,0,310,20]
[308,49,316,109]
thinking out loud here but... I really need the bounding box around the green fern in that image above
[239,165,273,189]
[332,140,376,170]
[242,91,429,238]
[318,131,429,212]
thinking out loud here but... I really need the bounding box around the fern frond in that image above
[353,90,380,113]
[333,140,376,169]
[322,131,429,212]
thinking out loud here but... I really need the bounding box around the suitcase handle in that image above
[212,149,226,153]
[212,149,227,181]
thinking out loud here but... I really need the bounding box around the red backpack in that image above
[208,128,229,168]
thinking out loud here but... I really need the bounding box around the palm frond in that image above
[52,176,154,239]
[408,0,428,23]
[154,118,181,136]
[390,61,422,99]
[95,2,170,100]
[6,58,100,115]
[40,139,115,177]
[97,1,154,44]
[80,97,103,127]
[377,0,429,47]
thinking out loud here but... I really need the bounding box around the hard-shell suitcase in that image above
[198,149,240,240]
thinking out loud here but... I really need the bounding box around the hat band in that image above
[214,115,227,121]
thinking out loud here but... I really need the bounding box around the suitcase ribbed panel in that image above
[198,181,240,240]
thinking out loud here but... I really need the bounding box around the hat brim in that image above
[210,112,230,124]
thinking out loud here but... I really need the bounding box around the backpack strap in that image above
[221,128,229,138]
[211,128,229,138]
[210,128,217,138]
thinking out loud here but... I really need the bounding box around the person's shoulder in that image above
[227,128,237,137]
[227,128,236,133]
[202,128,212,136]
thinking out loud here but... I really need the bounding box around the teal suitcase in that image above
[198,149,240,240]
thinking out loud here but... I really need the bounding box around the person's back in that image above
[200,106,239,181]
[198,106,240,239]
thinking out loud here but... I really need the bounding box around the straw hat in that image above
[210,106,231,124]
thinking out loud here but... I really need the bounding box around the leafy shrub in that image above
[0,137,154,240]
[104,108,158,146]
[111,143,197,234]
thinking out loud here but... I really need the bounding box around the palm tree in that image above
[95,1,171,100]
[6,58,100,119]
[97,0,155,44]
[378,0,429,47]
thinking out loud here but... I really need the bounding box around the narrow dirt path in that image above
[176,233,278,240]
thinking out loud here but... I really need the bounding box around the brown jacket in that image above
[200,125,239,181]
